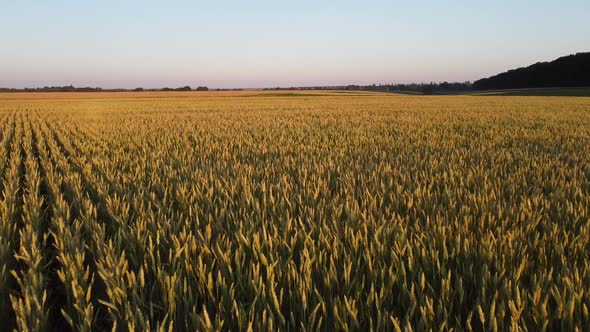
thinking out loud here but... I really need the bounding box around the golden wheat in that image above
[0,91,589,331]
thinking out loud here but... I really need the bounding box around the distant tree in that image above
[196,86,209,91]
[421,84,434,95]
[134,87,144,92]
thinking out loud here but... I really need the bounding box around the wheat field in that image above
[0,91,589,331]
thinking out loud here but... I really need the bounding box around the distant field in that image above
[0,92,589,331]
[0,90,376,101]
[248,91,377,97]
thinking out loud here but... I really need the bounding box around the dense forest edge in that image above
[473,52,590,90]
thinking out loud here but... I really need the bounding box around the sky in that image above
[1,1,589,89]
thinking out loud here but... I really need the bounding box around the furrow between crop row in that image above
[0,111,17,329]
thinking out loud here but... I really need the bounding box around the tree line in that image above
[3,53,587,94]
[264,82,473,94]
[344,82,473,94]
[473,52,590,90]
[0,85,209,92]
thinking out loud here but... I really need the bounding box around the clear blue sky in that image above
[1,1,588,89]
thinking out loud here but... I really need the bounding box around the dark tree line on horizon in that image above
[264,82,474,94]
[343,82,473,94]
[473,52,590,90]
[2,52,588,94]
[0,85,209,93]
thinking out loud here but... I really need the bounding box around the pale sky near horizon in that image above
[1,1,588,89]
